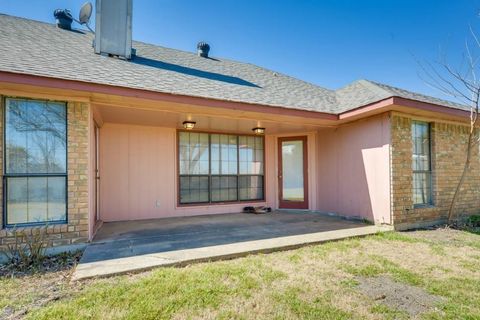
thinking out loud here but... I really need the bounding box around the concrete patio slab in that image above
[73,211,392,280]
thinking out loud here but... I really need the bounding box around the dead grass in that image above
[0,268,80,319]
[357,276,443,317]
[1,228,479,319]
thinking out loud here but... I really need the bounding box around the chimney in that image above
[53,9,73,30]
[94,0,133,59]
[197,42,210,58]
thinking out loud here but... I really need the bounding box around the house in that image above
[0,9,478,253]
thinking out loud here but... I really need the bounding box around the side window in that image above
[412,121,432,206]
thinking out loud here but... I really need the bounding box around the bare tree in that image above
[7,101,66,144]
[6,100,67,173]
[419,26,480,223]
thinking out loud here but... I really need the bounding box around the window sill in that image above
[3,220,68,230]
[177,200,266,208]
[413,204,436,210]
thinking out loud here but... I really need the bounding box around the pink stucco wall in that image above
[98,116,390,224]
[316,113,391,224]
[98,123,276,222]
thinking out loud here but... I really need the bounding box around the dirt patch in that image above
[407,227,477,244]
[0,250,82,277]
[357,276,443,317]
[0,251,83,319]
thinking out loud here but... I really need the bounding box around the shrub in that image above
[467,215,480,228]
[1,225,48,270]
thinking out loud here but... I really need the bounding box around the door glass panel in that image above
[281,140,304,201]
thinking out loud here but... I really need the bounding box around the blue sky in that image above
[0,1,478,100]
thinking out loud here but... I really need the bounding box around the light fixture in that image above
[252,127,265,135]
[183,121,196,130]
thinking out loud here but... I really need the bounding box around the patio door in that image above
[278,136,308,209]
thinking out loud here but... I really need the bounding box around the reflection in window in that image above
[179,176,209,204]
[179,132,209,175]
[239,136,263,175]
[211,176,238,202]
[178,132,264,204]
[412,121,432,206]
[239,175,264,201]
[211,134,238,175]
[4,98,67,226]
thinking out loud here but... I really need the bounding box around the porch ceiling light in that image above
[252,127,266,135]
[183,121,196,130]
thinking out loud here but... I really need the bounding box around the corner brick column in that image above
[64,101,90,245]
[390,113,480,229]
[390,115,413,226]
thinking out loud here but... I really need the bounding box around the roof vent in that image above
[53,9,73,30]
[197,42,210,58]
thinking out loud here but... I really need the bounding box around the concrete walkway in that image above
[73,211,392,280]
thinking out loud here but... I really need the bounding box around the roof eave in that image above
[0,71,471,124]
[0,71,338,121]
[338,96,470,122]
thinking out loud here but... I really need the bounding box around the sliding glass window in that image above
[179,132,264,204]
[4,98,67,226]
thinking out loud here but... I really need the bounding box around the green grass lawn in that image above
[1,228,479,319]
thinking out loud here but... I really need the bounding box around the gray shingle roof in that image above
[0,14,468,114]
[335,79,469,113]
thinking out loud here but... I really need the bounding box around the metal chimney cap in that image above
[197,42,210,58]
[54,9,73,30]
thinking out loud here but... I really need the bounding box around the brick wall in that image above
[0,101,90,250]
[391,113,480,229]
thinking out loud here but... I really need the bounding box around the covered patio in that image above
[74,211,390,279]
[89,98,391,241]
[76,75,393,279]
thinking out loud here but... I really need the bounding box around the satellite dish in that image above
[79,2,93,25]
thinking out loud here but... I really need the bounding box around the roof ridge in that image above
[0,13,53,26]
[0,13,92,34]
[356,79,394,97]
[260,67,334,93]
[364,79,467,108]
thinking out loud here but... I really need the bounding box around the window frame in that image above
[176,130,265,206]
[411,121,433,207]
[2,97,68,228]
